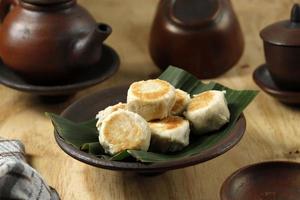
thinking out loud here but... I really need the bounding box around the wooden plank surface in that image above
[0,0,300,199]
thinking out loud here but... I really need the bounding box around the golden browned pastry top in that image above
[131,79,172,100]
[188,91,214,111]
[102,112,143,151]
[149,116,185,130]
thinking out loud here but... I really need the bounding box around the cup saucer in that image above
[0,44,119,98]
[220,161,300,200]
[253,64,300,104]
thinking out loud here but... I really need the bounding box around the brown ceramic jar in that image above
[260,4,300,90]
[149,0,244,79]
[0,0,112,84]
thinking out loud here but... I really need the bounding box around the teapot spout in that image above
[96,23,112,43]
[70,23,112,66]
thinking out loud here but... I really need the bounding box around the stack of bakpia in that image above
[96,79,230,155]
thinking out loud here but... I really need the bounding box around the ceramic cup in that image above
[260,4,300,90]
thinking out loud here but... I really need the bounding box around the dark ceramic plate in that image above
[253,64,300,104]
[220,161,300,200]
[54,85,246,173]
[0,44,119,96]
[50,187,60,200]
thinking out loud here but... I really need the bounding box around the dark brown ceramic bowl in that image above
[253,64,300,104]
[54,85,246,173]
[0,44,119,97]
[220,161,300,200]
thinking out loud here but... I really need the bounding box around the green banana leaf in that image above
[47,66,258,163]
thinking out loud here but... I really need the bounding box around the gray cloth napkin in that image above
[0,139,59,200]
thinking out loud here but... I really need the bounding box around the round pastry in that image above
[96,102,127,130]
[127,79,176,121]
[99,110,151,155]
[184,90,230,134]
[171,89,190,115]
[149,116,190,153]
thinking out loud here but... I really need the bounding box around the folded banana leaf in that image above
[47,66,258,163]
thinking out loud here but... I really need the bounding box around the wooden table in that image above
[0,0,299,199]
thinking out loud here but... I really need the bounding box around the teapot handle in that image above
[0,0,18,23]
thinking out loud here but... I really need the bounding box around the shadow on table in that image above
[25,94,75,115]
[82,166,212,200]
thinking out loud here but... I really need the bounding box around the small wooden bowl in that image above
[220,161,300,200]
[0,44,119,98]
[54,85,246,174]
[253,64,300,104]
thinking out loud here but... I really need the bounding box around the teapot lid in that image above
[260,4,300,46]
[21,0,71,5]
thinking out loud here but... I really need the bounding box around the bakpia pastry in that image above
[127,79,176,121]
[96,102,127,130]
[171,89,190,115]
[149,116,190,152]
[184,90,230,134]
[99,110,151,155]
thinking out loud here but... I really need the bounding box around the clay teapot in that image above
[149,0,244,79]
[0,0,112,84]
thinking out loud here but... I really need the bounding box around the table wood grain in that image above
[0,0,300,199]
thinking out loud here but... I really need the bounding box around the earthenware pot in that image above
[260,4,300,90]
[0,0,112,84]
[149,0,244,79]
